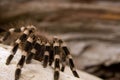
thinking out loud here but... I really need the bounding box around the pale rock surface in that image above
[0,44,102,80]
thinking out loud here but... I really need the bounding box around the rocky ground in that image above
[0,44,101,80]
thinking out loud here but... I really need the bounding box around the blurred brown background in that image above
[0,0,120,80]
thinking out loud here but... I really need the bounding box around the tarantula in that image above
[0,25,79,80]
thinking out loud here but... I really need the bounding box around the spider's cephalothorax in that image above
[0,25,80,80]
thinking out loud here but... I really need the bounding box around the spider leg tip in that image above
[6,55,14,65]
[6,62,10,65]
[15,68,21,80]
[54,71,59,80]
[43,64,47,68]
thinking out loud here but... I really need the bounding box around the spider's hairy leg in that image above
[15,34,35,80]
[34,42,45,61]
[26,39,42,64]
[49,45,54,66]
[43,42,51,68]
[15,55,25,80]
[0,27,26,42]
[6,43,19,65]
[60,39,80,78]
[53,40,61,80]
[6,26,36,65]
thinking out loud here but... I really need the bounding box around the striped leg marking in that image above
[6,27,34,65]
[15,34,35,80]
[6,43,19,65]
[61,41,80,78]
[0,27,26,42]
[15,55,26,80]
[43,42,51,68]
[49,46,54,66]
[53,41,60,80]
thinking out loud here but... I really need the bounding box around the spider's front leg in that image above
[60,39,80,78]
[0,27,26,43]
[15,34,35,80]
[6,26,36,65]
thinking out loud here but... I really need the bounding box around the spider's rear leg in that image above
[6,26,35,65]
[0,27,26,43]
[53,40,61,80]
[15,34,35,80]
[60,39,80,78]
